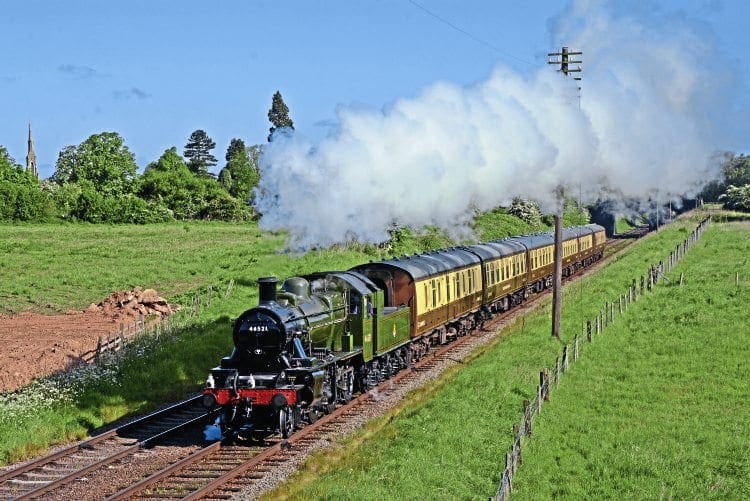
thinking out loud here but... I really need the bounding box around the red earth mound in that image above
[0,288,180,393]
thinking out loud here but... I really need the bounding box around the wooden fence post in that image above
[562,345,569,372]
[192,293,200,316]
[554,357,560,388]
[586,320,592,342]
[523,400,532,436]
[573,335,579,361]
[679,273,684,286]
[604,303,609,327]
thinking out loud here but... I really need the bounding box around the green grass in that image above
[0,221,275,314]
[264,211,748,499]
[511,221,750,499]
[616,217,635,233]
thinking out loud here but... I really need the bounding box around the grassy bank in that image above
[511,221,750,499]
[264,211,747,499]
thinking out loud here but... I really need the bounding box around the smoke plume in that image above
[255,1,739,249]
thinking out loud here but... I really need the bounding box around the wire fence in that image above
[492,216,712,500]
[80,279,236,364]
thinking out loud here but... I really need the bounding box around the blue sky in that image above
[1,0,749,180]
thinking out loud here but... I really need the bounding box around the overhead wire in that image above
[407,0,536,68]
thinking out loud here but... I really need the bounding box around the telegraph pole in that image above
[547,46,582,339]
[548,46,582,107]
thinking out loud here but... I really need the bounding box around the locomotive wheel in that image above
[279,408,294,438]
[339,370,354,403]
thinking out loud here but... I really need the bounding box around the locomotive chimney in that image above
[258,276,278,303]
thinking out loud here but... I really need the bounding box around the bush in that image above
[719,184,750,212]
[53,181,174,223]
[0,181,56,222]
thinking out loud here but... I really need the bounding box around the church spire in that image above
[26,123,38,179]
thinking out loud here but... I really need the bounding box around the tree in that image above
[218,142,261,203]
[0,147,24,182]
[184,129,217,176]
[225,138,246,162]
[700,152,750,202]
[508,197,543,229]
[144,146,187,173]
[0,146,54,221]
[723,154,750,187]
[267,90,294,141]
[140,147,251,221]
[51,132,138,196]
[720,184,750,212]
[52,145,79,185]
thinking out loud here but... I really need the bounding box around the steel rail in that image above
[0,395,208,499]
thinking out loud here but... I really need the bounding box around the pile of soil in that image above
[0,288,180,393]
[86,287,180,322]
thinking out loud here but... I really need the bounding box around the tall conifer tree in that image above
[267,91,294,141]
[184,129,217,176]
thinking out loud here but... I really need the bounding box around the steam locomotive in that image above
[202,224,606,441]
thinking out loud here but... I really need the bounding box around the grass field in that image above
[511,221,750,499]
[0,212,538,315]
[264,212,749,499]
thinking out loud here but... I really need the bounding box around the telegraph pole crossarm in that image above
[547,46,583,80]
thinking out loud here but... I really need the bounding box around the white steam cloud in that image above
[255,1,739,249]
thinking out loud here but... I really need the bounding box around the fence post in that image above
[586,320,592,342]
[737,272,740,287]
[554,357,560,388]
[679,273,684,286]
[573,334,579,361]
[225,279,235,299]
[537,384,543,413]
[523,400,532,436]
[604,303,609,327]
[192,292,200,316]
[562,345,569,372]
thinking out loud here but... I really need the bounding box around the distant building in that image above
[26,123,38,179]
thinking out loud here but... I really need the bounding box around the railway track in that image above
[0,396,211,500]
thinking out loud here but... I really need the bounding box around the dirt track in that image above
[0,311,120,392]
[0,288,179,393]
